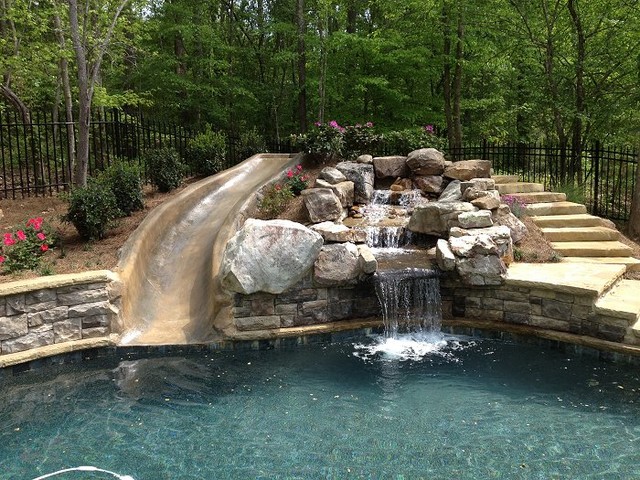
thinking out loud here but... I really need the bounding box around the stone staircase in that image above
[494,174,640,346]
[493,175,640,271]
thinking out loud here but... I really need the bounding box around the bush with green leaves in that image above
[144,146,185,192]
[0,217,56,273]
[186,127,226,176]
[258,183,294,218]
[239,128,268,159]
[342,122,379,159]
[64,181,121,240]
[291,121,345,158]
[380,127,448,155]
[98,159,144,216]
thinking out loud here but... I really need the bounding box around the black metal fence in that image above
[448,140,638,221]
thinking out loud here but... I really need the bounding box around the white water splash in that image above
[32,466,135,480]
[353,333,475,362]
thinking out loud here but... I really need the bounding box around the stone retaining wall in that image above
[232,274,380,331]
[0,271,122,355]
[441,276,627,343]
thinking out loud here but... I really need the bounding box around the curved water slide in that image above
[116,154,298,345]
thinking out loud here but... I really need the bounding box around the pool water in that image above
[2,336,640,479]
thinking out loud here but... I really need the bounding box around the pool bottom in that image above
[1,335,640,479]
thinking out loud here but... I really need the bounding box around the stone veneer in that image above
[441,275,628,343]
[0,271,121,355]
[232,274,380,331]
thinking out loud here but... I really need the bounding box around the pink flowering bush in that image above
[501,195,527,218]
[291,120,345,158]
[258,183,294,218]
[285,164,309,195]
[0,217,56,273]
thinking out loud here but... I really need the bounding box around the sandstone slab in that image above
[444,160,491,181]
[373,156,410,178]
[414,175,444,194]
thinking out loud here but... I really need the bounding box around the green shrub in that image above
[186,127,226,176]
[0,217,56,273]
[144,146,185,193]
[342,122,379,160]
[258,184,294,218]
[291,121,345,158]
[239,128,268,159]
[381,128,448,155]
[554,181,585,204]
[64,182,121,240]
[98,159,144,216]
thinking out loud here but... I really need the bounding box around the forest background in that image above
[1,0,639,228]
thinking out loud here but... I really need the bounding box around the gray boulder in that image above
[336,161,375,203]
[408,201,477,236]
[373,156,410,178]
[492,205,528,243]
[471,195,501,211]
[460,178,496,195]
[458,210,493,229]
[220,219,323,294]
[449,225,513,263]
[314,242,364,287]
[357,244,378,274]
[406,148,446,175]
[436,239,456,272]
[414,175,444,194]
[444,160,491,181]
[455,254,507,286]
[356,154,373,164]
[319,167,347,185]
[314,179,355,208]
[438,180,462,202]
[302,188,343,223]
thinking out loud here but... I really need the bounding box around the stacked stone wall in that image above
[0,272,121,355]
[441,276,628,342]
[232,274,380,331]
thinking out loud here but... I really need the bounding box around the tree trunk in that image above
[567,0,585,184]
[296,0,307,132]
[629,149,640,240]
[54,14,76,185]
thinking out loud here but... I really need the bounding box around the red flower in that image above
[37,232,46,241]
[296,164,303,171]
[3,233,15,246]
[16,230,26,241]
[287,170,294,178]
[40,244,49,252]
[0,255,5,263]
[27,217,43,230]
[275,184,282,191]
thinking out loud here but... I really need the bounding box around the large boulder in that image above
[314,242,366,287]
[449,225,513,263]
[220,219,323,294]
[460,178,496,195]
[311,221,366,243]
[492,204,528,243]
[436,239,456,271]
[336,161,375,203]
[302,188,343,223]
[373,156,410,178]
[444,160,491,181]
[438,180,462,202]
[319,167,347,185]
[315,179,354,208]
[408,201,477,236]
[455,254,507,286]
[458,210,493,229]
[414,175,444,194]
[406,148,446,176]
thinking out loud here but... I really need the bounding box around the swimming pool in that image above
[2,335,640,479]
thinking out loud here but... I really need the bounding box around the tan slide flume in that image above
[116,153,298,345]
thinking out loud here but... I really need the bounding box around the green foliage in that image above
[258,184,294,219]
[64,182,121,240]
[186,127,227,176]
[553,182,585,205]
[380,128,448,155]
[144,147,185,193]
[238,128,268,159]
[285,165,310,195]
[291,121,345,158]
[342,123,380,160]
[97,159,144,216]
[0,217,56,273]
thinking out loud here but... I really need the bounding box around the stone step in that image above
[492,175,519,184]
[595,280,640,324]
[506,191,567,204]
[531,213,603,228]
[525,202,587,216]
[497,182,545,194]
[561,257,640,272]
[541,226,619,242]
[550,241,634,257]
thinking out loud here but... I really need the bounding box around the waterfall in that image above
[374,268,442,338]
[365,226,413,249]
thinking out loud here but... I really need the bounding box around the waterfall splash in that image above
[355,267,472,361]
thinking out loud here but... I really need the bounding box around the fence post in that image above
[593,140,600,216]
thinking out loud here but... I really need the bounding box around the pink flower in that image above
[314,121,322,127]
[3,233,15,246]
[275,184,282,191]
[40,244,49,252]
[287,170,294,178]
[16,230,26,241]
[328,120,344,132]
[301,175,308,181]
[37,232,46,241]
[0,255,5,263]
[424,124,434,133]
[365,122,374,128]
[296,164,303,171]
[27,217,43,231]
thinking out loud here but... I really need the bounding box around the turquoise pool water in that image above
[1,336,640,479]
